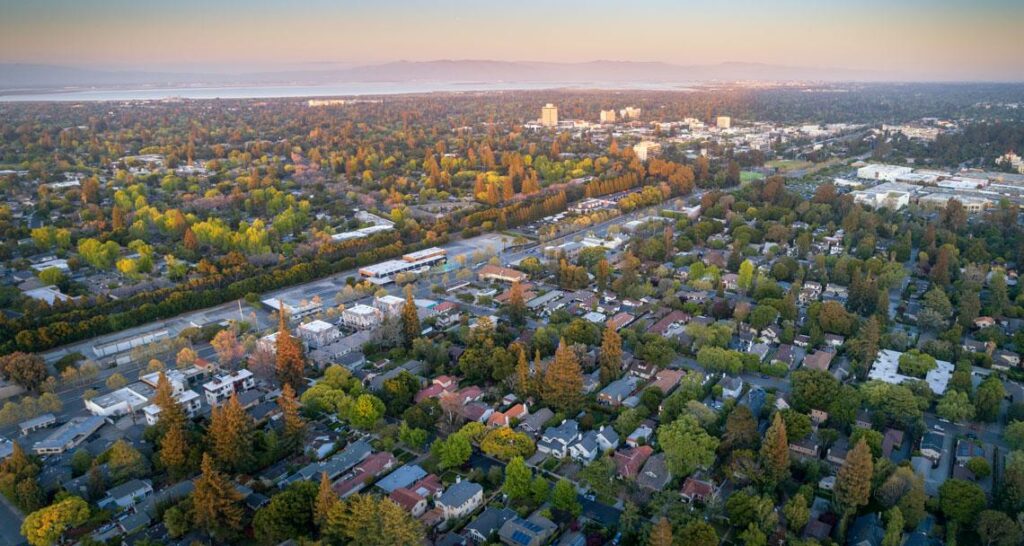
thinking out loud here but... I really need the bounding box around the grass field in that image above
[765,159,814,172]
[740,171,765,183]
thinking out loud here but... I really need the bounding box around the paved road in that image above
[0,494,26,546]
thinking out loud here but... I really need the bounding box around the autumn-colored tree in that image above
[514,344,531,398]
[649,517,674,546]
[278,383,306,451]
[207,393,254,472]
[314,471,337,529]
[596,258,610,292]
[598,326,623,386]
[160,421,189,479]
[21,496,90,546]
[543,338,583,412]
[192,453,245,540]
[760,411,790,487]
[175,347,198,368]
[400,285,420,347]
[835,438,874,514]
[211,327,244,367]
[275,306,306,391]
[152,371,185,431]
[507,281,527,326]
[324,494,425,545]
[107,439,148,481]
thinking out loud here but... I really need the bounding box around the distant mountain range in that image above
[0,59,891,90]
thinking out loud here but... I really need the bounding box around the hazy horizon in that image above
[3,0,1024,82]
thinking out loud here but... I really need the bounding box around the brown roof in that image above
[803,351,834,371]
[680,477,715,501]
[389,487,424,511]
[613,446,653,479]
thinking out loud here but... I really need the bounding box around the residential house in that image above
[487,403,529,428]
[433,301,461,328]
[498,514,557,546]
[436,480,484,520]
[637,453,672,491]
[98,479,153,510]
[569,427,619,463]
[955,439,984,465]
[465,507,517,543]
[626,423,654,447]
[648,369,684,395]
[478,265,527,283]
[202,369,255,407]
[375,464,427,494]
[789,436,821,459]
[719,376,744,399]
[598,376,640,406]
[538,420,581,458]
[518,408,554,438]
[803,351,835,372]
[920,431,944,465]
[882,429,904,458]
[614,446,653,479]
[298,320,341,349]
[390,487,428,517]
[680,476,718,504]
[333,452,397,498]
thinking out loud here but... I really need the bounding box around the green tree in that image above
[680,520,718,546]
[939,479,986,526]
[431,432,471,470]
[977,510,1022,546]
[252,481,318,544]
[480,427,535,460]
[738,260,755,293]
[503,456,532,501]
[0,352,48,391]
[1004,421,1024,450]
[21,496,90,546]
[937,390,976,422]
[975,375,1006,422]
[658,414,719,477]
[530,476,549,505]
[882,507,903,546]
[722,405,759,452]
[551,478,581,517]
[783,494,810,533]
[349,394,384,430]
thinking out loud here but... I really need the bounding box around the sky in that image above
[2,0,1023,80]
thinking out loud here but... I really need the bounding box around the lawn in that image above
[740,171,765,183]
[766,159,814,172]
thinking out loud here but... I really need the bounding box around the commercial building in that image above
[374,294,405,316]
[917,193,993,213]
[633,141,662,162]
[868,349,953,395]
[33,416,105,455]
[341,304,383,330]
[85,383,154,417]
[477,264,528,283]
[541,104,558,127]
[850,182,915,210]
[357,247,446,283]
[599,110,616,123]
[857,164,914,182]
[620,106,641,120]
[716,116,731,129]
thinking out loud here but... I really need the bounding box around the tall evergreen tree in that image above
[152,371,185,431]
[314,471,337,529]
[159,421,189,479]
[275,306,306,391]
[836,438,874,514]
[401,285,420,347]
[543,338,583,412]
[192,453,245,540]
[598,326,623,386]
[208,393,254,472]
[507,281,527,326]
[514,344,531,398]
[278,384,306,451]
[760,411,790,487]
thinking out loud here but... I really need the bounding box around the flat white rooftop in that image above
[868,349,953,394]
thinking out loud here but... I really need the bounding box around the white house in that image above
[341,304,382,330]
[202,369,255,407]
[143,389,202,425]
[537,420,581,458]
[298,320,341,349]
[436,480,483,520]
